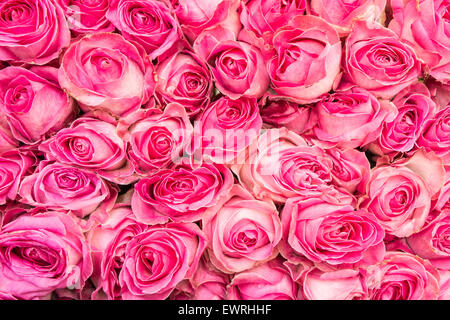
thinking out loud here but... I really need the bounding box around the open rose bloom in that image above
[1,0,450,302]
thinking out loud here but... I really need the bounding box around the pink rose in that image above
[326,147,371,195]
[169,0,241,42]
[259,95,315,135]
[119,222,206,300]
[106,0,182,60]
[227,258,297,300]
[407,213,450,270]
[0,148,36,205]
[0,115,18,155]
[124,103,193,175]
[429,168,450,224]
[417,105,450,164]
[192,96,262,164]
[302,268,368,300]
[0,0,70,64]
[155,51,213,117]
[310,0,386,35]
[59,32,155,117]
[18,161,118,219]
[427,79,450,108]
[0,211,93,300]
[369,83,437,156]
[39,117,134,185]
[359,150,445,237]
[194,26,269,99]
[439,270,450,299]
[0,66,76,144]
[268,15,342,104]
[280,195,385,267]
[57,0,114,34]
[132,159,233,224]
[389,0,450,83]
[367,251,440,300]
[344,20,421,99]
[202,185,282,273]
[310,87,397,150]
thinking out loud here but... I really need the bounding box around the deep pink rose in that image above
[259,95,315,135]
[0,0,70,64]
[0,211,93,300]
[369,83,437,156]
[194,26,269,99]
[302,268,369,300]
[344,20,421,99]
[268,15,342,104]
[119,222,207,300]
[155,51,213,117]
[39,117,134,185]
[19,161,118,219]
[310,0,386,35]
[59,32,155,117]
[124,103,193,175]
[310,87,397,150]
[280,195,385,267]
[407,213,450,270]
[57,0,114,34]
[169,0,241,42]
[192,96,262,164]
[417,105,450,164]
[202,185,282,273]
[0,66,76,144]
[359,150,445,237]
[326,147,371,195]
[389,0,450,83]
[367,251,440,300]
[106,0,182,60]
[227,258,297,300]
[131,159,233,224]
[0,148,36,205]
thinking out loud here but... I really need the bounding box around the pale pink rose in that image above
[202,185,282,273]
[59,32,155,117]
[0,0,70,64]
[367,251,440,300]
[280,195,385,267]
[236,128,354,204]
[239,0,307,54]
[427,79,450,108]
[18,161,118,219]
[259,95,315,135]
[227,258,298,300]
[131,159,233,224]
[88,204,147,300]
[168,0,241,42]
[302,268,369,300]
[369,83,437,156]
[0,211,93,300]
[194,26,269,99]
[189,257,230,300]
[0,115,18,155]
[39,117,134,185]
[311,87,397,150]
[0,66,76,144]
[56,0,114,34]
[106,0,182,60]
[417,105,450,164]
[268,15,342,104]
[344,20,421,99]
[124,103,193,175]
[310,0,386,36]
[191,96,262,164]
[326,147,371,195]
[155,51,213,117]
[119,222,207,300]
[407,213,450,270]
[359,150,445,237]
[389,0,450,83]
[439,270,450,299]
[0,148,36,205]
[428,168,450,224]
